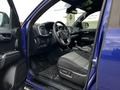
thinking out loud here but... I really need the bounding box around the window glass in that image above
[0,0,10,27]
[0,0,10,16]
[82,11,100,29]
[0,14,3,25]
[35,1,85,26]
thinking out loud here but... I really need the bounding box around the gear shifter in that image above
[73,40,91,53]
[74,40,78,47]
[73,40,79,50]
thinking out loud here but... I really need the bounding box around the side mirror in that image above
[82,22,89,29]
[0,12,9,27]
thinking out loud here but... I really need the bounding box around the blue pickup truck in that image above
[0,0,120,90]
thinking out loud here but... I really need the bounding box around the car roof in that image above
[62,0,103,14]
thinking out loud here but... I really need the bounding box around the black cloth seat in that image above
[57,50,90,86]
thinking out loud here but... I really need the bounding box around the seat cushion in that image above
[58,51,89,86]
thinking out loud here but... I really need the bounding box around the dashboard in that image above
[29,22,54,54]
[33,22,53,37]
[29,22,95,54]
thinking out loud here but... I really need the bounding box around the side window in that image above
[82,11,100,29]
[0,0,10,27]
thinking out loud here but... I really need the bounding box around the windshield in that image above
[36,1,85,26]
[13,0,100,28]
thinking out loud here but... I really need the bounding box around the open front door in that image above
[0,0,27,90]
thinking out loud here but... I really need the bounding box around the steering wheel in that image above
[53,21,71,46]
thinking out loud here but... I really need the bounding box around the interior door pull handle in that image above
[0,34,12,41]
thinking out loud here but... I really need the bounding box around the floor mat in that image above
[39,65,58,79]
[30,56,54,74]
[38,65,82,90]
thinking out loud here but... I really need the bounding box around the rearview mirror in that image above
[0,12,9,27]
[66,7,78,14]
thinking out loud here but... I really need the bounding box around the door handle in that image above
[0,34,12,41]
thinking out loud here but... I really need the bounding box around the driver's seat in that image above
[57,49,90,86]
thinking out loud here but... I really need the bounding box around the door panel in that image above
[0,57,27,90]
[0,0,27,90]
[0,27,17,53]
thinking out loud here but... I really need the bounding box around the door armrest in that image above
[0,51,21,69]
